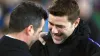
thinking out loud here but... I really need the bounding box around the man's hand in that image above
[39,32,48,45]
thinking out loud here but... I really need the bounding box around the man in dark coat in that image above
[0,1,48,56]
[30,0,100,56]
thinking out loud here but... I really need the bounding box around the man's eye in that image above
[49,22,54,25]
[56,25,65,28]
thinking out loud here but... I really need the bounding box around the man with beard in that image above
[30,0,100,56]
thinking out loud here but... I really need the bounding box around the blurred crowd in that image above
[0,0,100,43]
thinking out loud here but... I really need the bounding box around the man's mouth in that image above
[54,33,63,36]
[52,34,63,40]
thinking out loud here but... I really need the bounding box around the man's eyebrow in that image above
[56,25,63,26]
[48,21,54,25]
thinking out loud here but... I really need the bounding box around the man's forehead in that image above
[48,14,70,26]
[49,14,68,22]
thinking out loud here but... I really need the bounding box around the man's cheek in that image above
[59,28,67,33]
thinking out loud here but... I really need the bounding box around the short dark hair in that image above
[9,1,48,33]
[48,0,80,23]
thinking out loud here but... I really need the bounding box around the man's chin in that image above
[53,39,63,44]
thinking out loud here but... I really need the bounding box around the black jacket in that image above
[0,36,32,56]
[30,20,100,56]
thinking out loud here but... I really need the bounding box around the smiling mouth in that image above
[54,33,63,36]
[53,34,63,40]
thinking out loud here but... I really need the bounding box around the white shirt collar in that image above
[5,35,15,39]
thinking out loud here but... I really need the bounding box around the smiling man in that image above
[30,0,100,56]
[48,14,80,44]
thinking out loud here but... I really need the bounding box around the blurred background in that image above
[0,0,100,43]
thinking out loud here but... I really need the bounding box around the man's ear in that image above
[73,18,80,28]
[25,25,34,36]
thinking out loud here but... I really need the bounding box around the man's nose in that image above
[51,26,58,33]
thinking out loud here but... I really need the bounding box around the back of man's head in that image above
[9,1,48,33]
[48,0,80,23]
